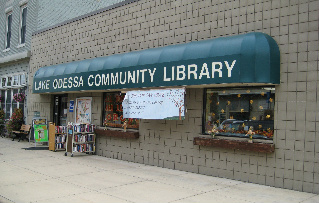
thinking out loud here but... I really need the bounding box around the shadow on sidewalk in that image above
[22,147,49,150]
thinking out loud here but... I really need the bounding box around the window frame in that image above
[203,87,275,140]
[6,76,12,87]
[102,92,139,129]
[2,74,26,88]
[0,77,6,88]
[20,74,26,86]
[0,73,27,120]
[5,11,13,49]
[19,4,27,45]
[12,75,20,87]
[1,88,25,120]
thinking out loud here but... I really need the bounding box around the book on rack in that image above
[55,134,66,143]
[73,124,96,133]
[73,143,94,152]
[73,134,94,143]
[55,126,67,133]
[68,125,73,134]
[55,143,65,149]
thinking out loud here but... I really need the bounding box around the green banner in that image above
[33,32,280,94]
[34,56,241,93]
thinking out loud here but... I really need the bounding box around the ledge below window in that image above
[193,136,275,153]
[94,128,139,139]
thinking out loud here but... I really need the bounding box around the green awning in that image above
[33,32,280,93]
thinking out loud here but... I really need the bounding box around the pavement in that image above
[0,138,318,203]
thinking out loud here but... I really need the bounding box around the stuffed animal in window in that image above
[246,126,255,143]
[122,121,127,132]
[211,124,218,139]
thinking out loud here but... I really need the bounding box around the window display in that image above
[103,92,139,129]
[204,88,275,140]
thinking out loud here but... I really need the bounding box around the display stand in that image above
[65,123,95,157]
[48,122,55,150]
[32,117,48,147]
[49,122,67,151]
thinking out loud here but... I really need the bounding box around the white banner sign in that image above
[122,89,185,120]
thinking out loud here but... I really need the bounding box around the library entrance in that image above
[53,94,68,126]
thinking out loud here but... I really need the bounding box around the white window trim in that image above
[1,88,26,120]
[1,77,7,88]
[17,44,26,48]
[19,0,28,6]
[3,48,10,52]
[19,4,27,45]
[12,75,20,87]
[5,6,13,14]
[6,76,12,87]
[5,12,12,50]
[20,74,26,86]
[0,77,5,89]
[0,73,27,89]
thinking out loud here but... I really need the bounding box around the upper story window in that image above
[6,76,12,87]
[20,4,27,44]
[0,74,27,89]
[1,78,7,88]
[12,75,20,86]
[20,74,26,85]
[5,12,12,49]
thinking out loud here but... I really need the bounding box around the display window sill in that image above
[94,127,139,139]
[193,135,275,153]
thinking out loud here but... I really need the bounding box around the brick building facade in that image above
[29,0,319,194]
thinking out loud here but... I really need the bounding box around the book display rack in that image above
[65,124,96,157]
[49,122,67,152]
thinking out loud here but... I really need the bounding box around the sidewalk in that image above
[0,137,318,203]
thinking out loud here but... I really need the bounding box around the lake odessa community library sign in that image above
[33,32,280,93]
[34,59,237,92]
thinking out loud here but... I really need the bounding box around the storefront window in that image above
[204,87,275,140]
[12,89,18,113]
[1,88,25,120]
[103,92,139,129]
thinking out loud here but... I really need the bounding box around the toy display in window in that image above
[246,126,255,143]
[204,88,275,140]
[122,121,127,132]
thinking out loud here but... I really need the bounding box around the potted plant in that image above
[0,108,4,122]
[6,108,24,136]
[0,108,5,137]
[13,92,25,102]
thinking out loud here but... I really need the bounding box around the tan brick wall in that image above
[29,0,319,193]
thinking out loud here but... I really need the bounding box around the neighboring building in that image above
[0,0,126,120]
[29,0,319,194]
[0,0,34,120]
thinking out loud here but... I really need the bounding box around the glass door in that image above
[53,94,68,126]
